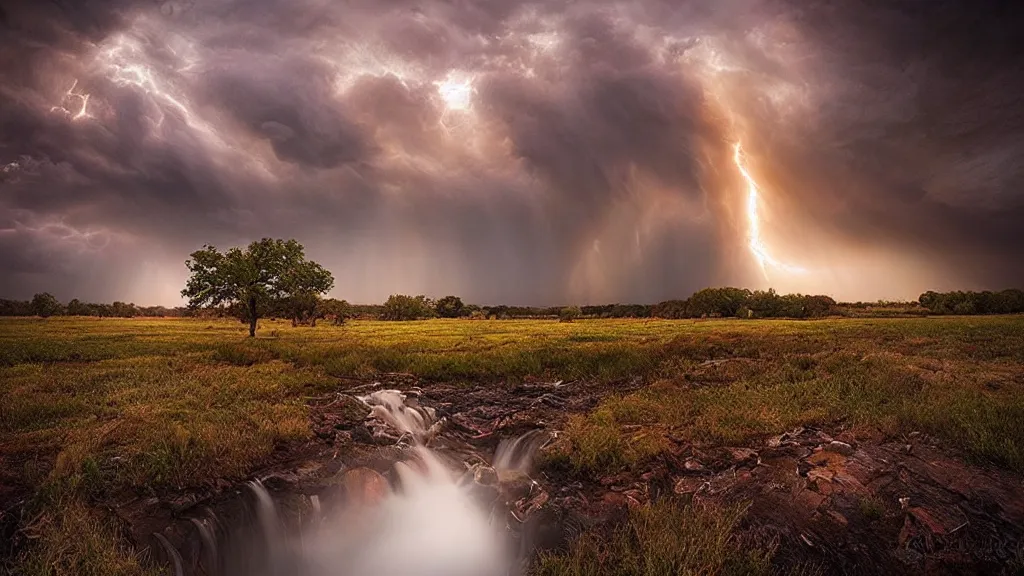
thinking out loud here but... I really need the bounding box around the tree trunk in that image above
[248,296,258,337]
[310,317,316,327]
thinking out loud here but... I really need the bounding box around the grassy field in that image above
[2,315,1023,574]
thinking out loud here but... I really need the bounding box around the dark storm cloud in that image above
[0,0,1022,304]
[199,53,374,168]
[717,0,1024,288]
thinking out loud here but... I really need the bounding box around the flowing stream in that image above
[155,388,549,576]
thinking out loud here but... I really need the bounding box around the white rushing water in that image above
[211,389,541,576]
[299,446,512,576]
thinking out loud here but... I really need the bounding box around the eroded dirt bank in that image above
[99,374,1024,574]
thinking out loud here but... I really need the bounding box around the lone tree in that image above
[182,238,334,337]
[558,305,582,323]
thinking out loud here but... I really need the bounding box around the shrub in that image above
[559,306,582,323]
[31,293,63,318]
[919,289,1024,315]
[381,294,435,321]
[435,295,465,318]
[652,299,689,319]
[320,298,351,325]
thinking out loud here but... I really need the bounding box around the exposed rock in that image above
[673,477,707,495]
[601,492,627,507]
[520,489,550,516]
[338,467,389,506]
[473,464,499,486]
[725,447,758,463]
[814,478,834,496]
[500,476,536,503]
[795,489,826,510]
[824,441,856,456]
[909,507,949,535]
[806,468,834,483]
[827,510,849,526]
[683,458,705,472]
[832,470,868,494]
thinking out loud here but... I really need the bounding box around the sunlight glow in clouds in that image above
[435,72,478,135]
[435,73,475,112]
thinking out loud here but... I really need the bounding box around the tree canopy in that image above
[181,238,333,336]
[30,292,62,317]
[435,295,465,318]
[381,294,435,321]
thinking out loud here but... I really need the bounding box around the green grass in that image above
[1,315,1022,574]
[3,315,1023,489]
[2,355,327,493]
[556,319,1024,474]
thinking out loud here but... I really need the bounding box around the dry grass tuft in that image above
[534,499,774,576]
[11,498,157,576]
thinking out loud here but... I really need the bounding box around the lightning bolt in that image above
[101,37,192,127]
[95,34,229,150]
[50,79,91,121]
[733,142,807,279]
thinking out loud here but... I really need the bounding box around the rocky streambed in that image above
[107,374,1023,575]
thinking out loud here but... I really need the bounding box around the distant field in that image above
[2,316,1023,574]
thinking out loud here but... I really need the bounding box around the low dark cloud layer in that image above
[1,0,1022,305]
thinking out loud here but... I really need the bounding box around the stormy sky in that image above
[1,0,1022,305]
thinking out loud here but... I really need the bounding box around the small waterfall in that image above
[154,532,184,576]
[247,480,281,573]
[152,389,549,576]
[189,517,218,575]
[493,428,550,482]
[358,389,439,442]
[308,495,321,524]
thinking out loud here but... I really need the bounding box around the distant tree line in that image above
[918,290,1024,315]
[648,288,837,319]
[7,287,1024,325]
[365,288,837,320]
[0,294,190,318]
[8,286,1024,325]
[4,237,1022,334]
